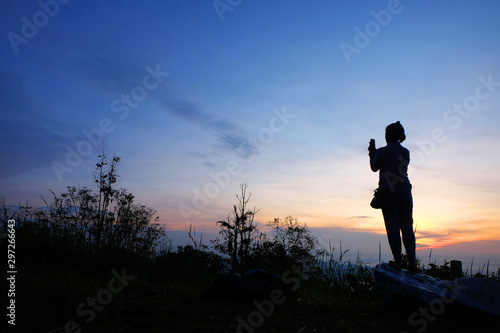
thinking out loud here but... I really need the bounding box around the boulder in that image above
[374,262,500,316]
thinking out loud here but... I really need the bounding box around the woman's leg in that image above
[399,185,416,263]
[382,205,402,263]
[400,209,416,263]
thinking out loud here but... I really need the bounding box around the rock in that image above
[374,262,500,316]
[203,268,293,301]
[454,276,500,316]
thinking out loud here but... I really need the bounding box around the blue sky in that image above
[2,0,500,266]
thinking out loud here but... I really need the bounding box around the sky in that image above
[1,0,500,269]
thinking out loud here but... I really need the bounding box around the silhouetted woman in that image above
[368,121,417,271]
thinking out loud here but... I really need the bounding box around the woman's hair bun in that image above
[386,121,406,142]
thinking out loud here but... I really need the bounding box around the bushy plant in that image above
[2,154,165,259]
[244,216,322,274]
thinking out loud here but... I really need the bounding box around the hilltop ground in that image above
[6,252,500,333]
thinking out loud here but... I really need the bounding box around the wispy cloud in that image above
[35,39,261,162]
[416,221,500,250]
[161,99,258,159]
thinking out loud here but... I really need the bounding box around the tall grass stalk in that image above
[378,242,381,263]
[312,240,374,296]
[187,224,204,250]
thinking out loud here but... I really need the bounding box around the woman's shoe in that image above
[388,260,402,270]
[408,261,420,273]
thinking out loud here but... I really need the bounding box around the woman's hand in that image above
[368,139,376,154]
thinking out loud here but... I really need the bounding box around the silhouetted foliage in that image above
[267,216,319,263]
[93,153,120,248]
[245,216,322,273]
[3,154,164,257]
[212,183,324,274]
[213,182,260,270]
